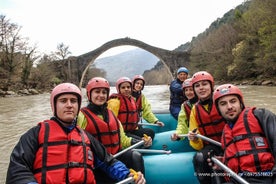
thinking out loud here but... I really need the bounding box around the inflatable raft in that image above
[139,110,199,184]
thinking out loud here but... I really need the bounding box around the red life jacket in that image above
[33,120,95,184]
[195,102,226,143]
[81,107,121,155]
[110,94,139,131]
[183,100,193,123]
[222,108,274,173]
[134,94,143,118]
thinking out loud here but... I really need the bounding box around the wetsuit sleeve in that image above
[254,108,276,154]
[6,126,40,184]
[107,98,120,117]
[175,104,189,137]
[253,108,276,174]
[86,132,130,181]
[189,106,204,150]
[77,110,88,129]
[141,94,158,123]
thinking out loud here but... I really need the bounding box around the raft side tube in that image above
[144,152,199,184]
[141,112,177,133]
[150,130,195,153]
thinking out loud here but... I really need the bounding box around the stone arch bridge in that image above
[77,37,190,88]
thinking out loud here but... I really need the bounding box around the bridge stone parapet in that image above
[77,37,190,88]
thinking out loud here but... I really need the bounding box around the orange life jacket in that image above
[81,107,121,155]
[33,120,95,184]
[222,108,274,173]
[110,94,139,131]
[195,102,226,143]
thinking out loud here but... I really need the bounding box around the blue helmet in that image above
[177,67,189,74]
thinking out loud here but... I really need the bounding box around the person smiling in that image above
[211,84,276,184]
[187,71,226,184]
[6,83,145,184]
[107,77,155,140]
[77,77,149,183]
[169,67,189,120]
[171,78,198,141]
[132,75,164,127]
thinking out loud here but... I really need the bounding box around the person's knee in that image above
[193,152,209,172]
[193,152,204,164]
[131,150,145,174]
[131,150,143,161]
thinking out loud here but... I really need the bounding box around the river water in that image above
[1,85,275,183]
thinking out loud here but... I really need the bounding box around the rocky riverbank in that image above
[0,88,41,97]
[1,79,275,98]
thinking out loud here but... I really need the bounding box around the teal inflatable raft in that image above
[139,110,199,184]
[143,152,199,184]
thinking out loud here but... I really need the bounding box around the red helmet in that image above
[116,77,132,93]
[191,71,214,90]
[86,77,110,101]
[213,84,244,106]
[132,75,145,90]
[182,78,193,89]
[50,83,82,116]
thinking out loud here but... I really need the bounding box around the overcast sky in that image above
[1,0,245,57]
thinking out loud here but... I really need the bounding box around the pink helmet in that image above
[116,77,132,93]
[213,84,244,107]
[86,77,110,101]
[182,78,193,89]
[191,71,214,90]
[50,83,82,115]
[132,75,145,90]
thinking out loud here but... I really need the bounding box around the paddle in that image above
[116,168,138,184]
[113,140,145,158]
[210,156,249,184]
[139,122,161,126]
[180,132,248,184]
[178,133,222,147]
[133,148,171,154]
[115,177,134,184]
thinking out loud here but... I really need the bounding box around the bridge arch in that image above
[78,37,190,88]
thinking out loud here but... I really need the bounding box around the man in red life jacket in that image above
[211,84,276,184]
[6,83,145,184]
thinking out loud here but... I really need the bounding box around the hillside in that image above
[146,0,276,85]
[92,48,158,84]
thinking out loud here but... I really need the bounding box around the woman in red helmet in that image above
[132,74,164,126]
[6,83,145,184]
[78,77,150,182]
[210,84,276,184]
[108,76,155,140]
[171,78,198,141]
[187,71,226,184]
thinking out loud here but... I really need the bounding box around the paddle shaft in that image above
[139,123,160,126]
[113,140,144,158]
[178,134,222,147]
[115,177,134,184]
[211,157,249,184]
[132,148,171,154]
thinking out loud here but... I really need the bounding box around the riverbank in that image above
[1,79,275,98]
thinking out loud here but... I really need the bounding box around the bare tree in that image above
[55,42,72,81]
[0,14,37,90]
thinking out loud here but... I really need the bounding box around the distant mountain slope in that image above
[93,48,158,83]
